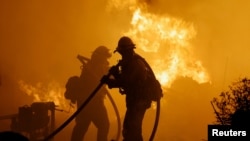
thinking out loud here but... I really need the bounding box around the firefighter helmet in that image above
[114,36,136,53]
[91,46,111,59]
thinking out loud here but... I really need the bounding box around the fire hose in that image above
[76,55,161,140]
[149,99,161,141]
[77,54,161,140]
[43,72,112,141]
[43,55,161,141]
[106,90,122,141]
[43,81,160,141]
[43,56,121,141]
[77,55,122,141]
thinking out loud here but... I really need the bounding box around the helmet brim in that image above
[113,45,136,53]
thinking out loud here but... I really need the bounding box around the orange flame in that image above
[18,80,71,110]
[128,8,196,52]
[107,1,210,88]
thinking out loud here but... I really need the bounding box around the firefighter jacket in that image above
[108,53,152,108]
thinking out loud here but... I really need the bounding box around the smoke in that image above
[1,0,250,140]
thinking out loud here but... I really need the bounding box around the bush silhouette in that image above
[212,77,250,126]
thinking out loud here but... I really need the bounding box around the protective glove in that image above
[101,75,110,84]
[109,65,120,79]
[109,65,119,75]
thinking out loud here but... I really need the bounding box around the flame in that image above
[18,80,71,110]
[128,8,196,53]
[107,1,210,89]
[19,0,211,112]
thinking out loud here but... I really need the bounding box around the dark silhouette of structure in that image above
[102,36,162,141]
[66,46,111,141]
[0,102,56,141]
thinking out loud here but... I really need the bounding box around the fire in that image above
[107,0,210,88]
[127,8,197,52]
[19,0,211,111]
[124,7,209,88]
[18,80,72,111]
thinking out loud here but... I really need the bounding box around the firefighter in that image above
[70,46,111,141]
[102,36,154,141]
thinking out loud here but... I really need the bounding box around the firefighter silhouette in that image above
[102,36,160,141]
[70,46,111,141]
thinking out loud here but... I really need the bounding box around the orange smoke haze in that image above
[1,0,250,141]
